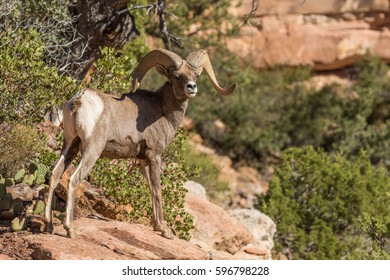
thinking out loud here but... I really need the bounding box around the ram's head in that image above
[131,48,236,99]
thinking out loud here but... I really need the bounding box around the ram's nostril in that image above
[186,82,197,90]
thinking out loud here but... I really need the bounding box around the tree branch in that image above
[119,0,182,50]
[237,0,260,31]
[157,0,182,49]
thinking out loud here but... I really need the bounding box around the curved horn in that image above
[131,48,183,92]
[186,50,236,96]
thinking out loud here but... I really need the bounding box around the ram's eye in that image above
[173,74,180,79]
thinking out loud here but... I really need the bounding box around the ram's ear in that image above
[156,64,169,78]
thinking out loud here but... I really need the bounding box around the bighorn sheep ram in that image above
[44,49,236,239]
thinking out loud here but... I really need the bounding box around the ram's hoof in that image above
[44,221,54,234]
[161,227,174,240]
[65,226,77,238]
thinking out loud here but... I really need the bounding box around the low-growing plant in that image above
[257,146,390,259]
[35,147,60,170]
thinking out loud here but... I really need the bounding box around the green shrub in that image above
[0,29,77,124]
[257,146,390,259]
[89,39,149,94]
[90,128,195,240]
[90,159,150,221]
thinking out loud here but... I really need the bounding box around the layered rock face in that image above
[228,0,390,70]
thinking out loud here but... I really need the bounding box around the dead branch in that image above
[157,0,182,49]
[119,0,182,50]
[237,0,260,31]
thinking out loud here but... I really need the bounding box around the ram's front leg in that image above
[141,156,174,239]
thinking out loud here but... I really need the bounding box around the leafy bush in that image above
[257,146,390,259]
[35,147,60,170]
[89,38,149,94]
[341,56,390,167]
[90,128,195,240]
[0,29,77,124]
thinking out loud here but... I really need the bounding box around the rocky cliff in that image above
[228,0,390,70]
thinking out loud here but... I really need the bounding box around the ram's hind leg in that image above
[64,141,104,238]
[45,137,80,233]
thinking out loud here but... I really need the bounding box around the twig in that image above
[118,4,157,15]
[237,0,260,31]
[117,0,182,50]
[157,0,182,49]
[229,0,261,54]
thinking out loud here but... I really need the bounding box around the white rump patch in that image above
[76,89,104,139]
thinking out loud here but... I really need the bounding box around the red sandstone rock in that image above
[185,193,253,254]
[228,1,390,70]
[23,217,209,260]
